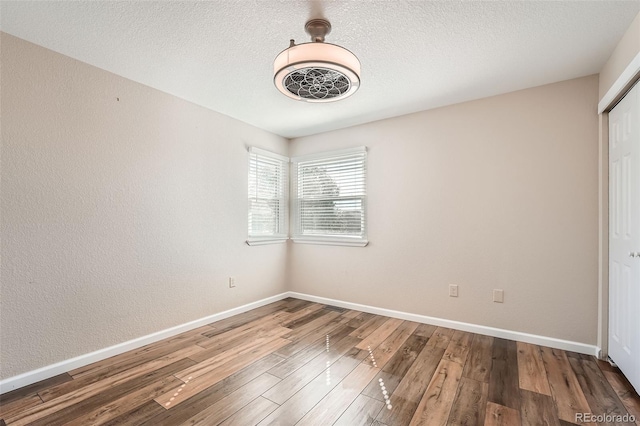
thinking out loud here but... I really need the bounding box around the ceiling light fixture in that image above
[273,19,361,102]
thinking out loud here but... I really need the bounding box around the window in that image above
[292,147,367,246]
[247,147,288,245]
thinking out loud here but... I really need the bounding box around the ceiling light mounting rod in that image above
[305,19,331,43]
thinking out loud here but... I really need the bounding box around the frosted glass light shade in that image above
[273,42,361,102]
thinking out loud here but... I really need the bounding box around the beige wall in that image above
[599,11,640,100]
[0,33,289,379]
[289,75,600,345]
[0,30,603,381]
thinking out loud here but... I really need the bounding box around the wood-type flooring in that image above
[2,298,639,425]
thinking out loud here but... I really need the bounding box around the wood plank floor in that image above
[1,297,639,425]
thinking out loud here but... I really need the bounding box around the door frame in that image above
[598,51,640,359]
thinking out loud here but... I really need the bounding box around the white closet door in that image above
[609,81,640,393]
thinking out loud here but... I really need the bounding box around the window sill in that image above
[246,238,288,246]
[291,238,368,247]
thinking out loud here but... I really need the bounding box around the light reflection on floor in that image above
[368,345,392,410]
[326,334,331,385]
[166,375,192,407]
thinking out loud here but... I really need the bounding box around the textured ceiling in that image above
[1,1,639,138]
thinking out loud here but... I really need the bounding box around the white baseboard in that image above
[0,292,290,394]
[1,290,600,394]
[287,291,600,357]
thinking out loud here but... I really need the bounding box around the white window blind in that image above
[292,147,367,246]
[247,147,289,245]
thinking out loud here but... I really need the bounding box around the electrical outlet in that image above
[449,285,459,297]
[228,277,236,288]
[493,289,504,303]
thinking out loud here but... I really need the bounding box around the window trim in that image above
[246,237,288,246]
[246,147,289,246]
[291,236,368,247]
[291,146,368,247]
[290,146,367,162]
